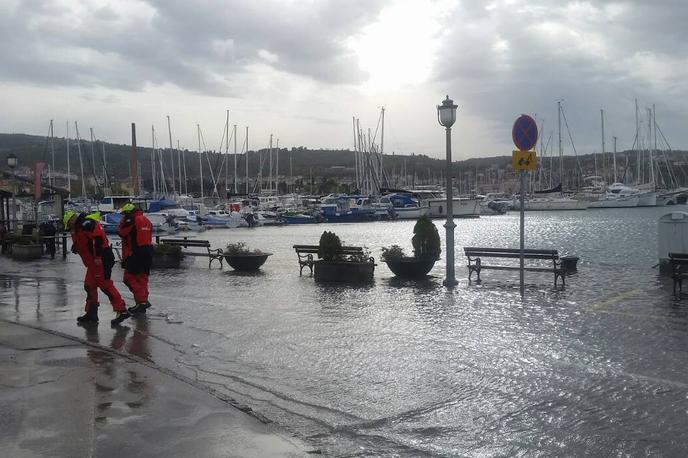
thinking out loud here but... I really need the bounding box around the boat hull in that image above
[637,192,657,207]
[588,196,639,208]
[424,198,481,218]
[515,198,587,211]
[393,207,430,219]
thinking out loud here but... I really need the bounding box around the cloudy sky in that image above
[0,0,686,160]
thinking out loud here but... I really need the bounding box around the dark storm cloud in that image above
[435,0,688,151]
[0,0,384,94]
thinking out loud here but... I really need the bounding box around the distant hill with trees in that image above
[1,133,688,196]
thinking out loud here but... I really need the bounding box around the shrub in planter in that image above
[224,242,271,271]
[383,216,440,279]
[11,235,43,260]
[381,245,405,262]
[412,215,441,260]
[314,230,374,283]
[318,231,343,261]
[152,243,183,268]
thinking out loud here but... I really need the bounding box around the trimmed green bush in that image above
[412,215,441,260]
[318,231,343,261]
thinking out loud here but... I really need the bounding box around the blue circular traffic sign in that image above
[512,115,538,151]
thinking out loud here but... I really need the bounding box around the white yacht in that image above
[514,196,588,211]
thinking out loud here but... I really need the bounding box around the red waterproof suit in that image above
[117,209,153,304]
[71,214,126,313]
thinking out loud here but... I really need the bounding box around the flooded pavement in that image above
[2,207,688,456]
[0,321,308,457]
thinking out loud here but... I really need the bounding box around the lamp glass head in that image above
[437,95,458,128]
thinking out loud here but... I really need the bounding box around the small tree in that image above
[412,215,441,260]
[318,230,343,261]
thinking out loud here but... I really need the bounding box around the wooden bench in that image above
[670,253,688,296]
[464,247,565,287]
[160,238,224,268]
[292,244,367,276]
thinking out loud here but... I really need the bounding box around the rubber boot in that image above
[77,304,99,324]
[127,301,152,316]
[110,311,131,327]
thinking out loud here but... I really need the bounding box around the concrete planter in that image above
[224,253,272,271]
[384,257,437,279]
[11,244,43,260]
[152,245,184,268]
[561,256,579,273]
[314,260,375,283]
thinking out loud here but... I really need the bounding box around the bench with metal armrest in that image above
[160,238,224,268]
[463,246,565,288]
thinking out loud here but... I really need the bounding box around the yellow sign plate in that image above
[512,150,537,171]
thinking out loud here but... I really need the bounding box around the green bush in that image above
[381,244,406,262]
[412,215,441,260]
[318,231,343,261]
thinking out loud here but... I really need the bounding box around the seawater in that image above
[2,206,688,456]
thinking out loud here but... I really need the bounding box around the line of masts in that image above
[352,107,390,194]
[39,101,682,200]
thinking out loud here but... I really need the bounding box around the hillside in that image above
[1,133,688,195]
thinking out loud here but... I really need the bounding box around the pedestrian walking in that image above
[63,210,130,327]
[40,220,57,259]
[116,203,154,315]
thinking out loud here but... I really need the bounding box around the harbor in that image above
[3,1,688,455]
[3,207,688,456]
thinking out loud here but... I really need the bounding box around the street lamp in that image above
[437,96,458,287]
[7,153,18,231]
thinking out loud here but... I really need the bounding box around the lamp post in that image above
[7,153,18,231]
[437,96,458,287]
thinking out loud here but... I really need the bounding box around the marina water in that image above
[2,207,687,456]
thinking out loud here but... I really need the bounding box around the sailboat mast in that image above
[353,117,358,190]
[233,124,238,194]
[225,110,229,196]
[557,101,563,189]
[635,98,640,184]
[89,127,98,195]
[276,138,279,195]
[49,120,55,188]
[74,122,86,197]
[648,107,655,188]
[612,136,618,183]
[245,126,249,194]
[179,140,187,195]
[197,124,203,199]
[151,126,157,195]
[600,109,605,182]
[101,142,108,193]
[166,115,176,194]
[269,134,273,194]
[66,121,71,198]
[380,107,385,188]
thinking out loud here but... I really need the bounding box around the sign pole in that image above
[511,114,538,299]
[519,170,525,297]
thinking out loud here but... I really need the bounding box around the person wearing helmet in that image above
[117,202,154,315]
[63,210,130,326]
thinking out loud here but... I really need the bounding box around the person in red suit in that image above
[117,203,154,315]
[63,210,130,327]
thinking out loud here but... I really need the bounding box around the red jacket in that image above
[117,209,153,260]
[71,214,110,268]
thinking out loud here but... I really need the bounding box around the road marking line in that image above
[585,289,641,312]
